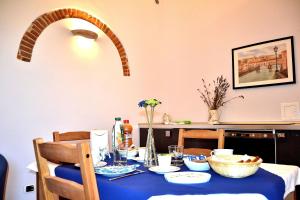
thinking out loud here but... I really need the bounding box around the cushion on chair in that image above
[0,154,8,200]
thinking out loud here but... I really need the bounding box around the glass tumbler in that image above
[113,145,128,166]
[168,145,184,166]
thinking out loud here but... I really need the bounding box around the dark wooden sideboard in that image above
[139,122,300,166]
[139,122,300,199]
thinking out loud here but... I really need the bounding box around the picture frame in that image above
[232,36,295,89]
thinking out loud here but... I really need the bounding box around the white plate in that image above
[132,157,144,163]
[149,166,180,174]
[94,165,137,177]
[74,161,107,168]
[164,172,211,184]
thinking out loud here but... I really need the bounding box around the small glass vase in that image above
[208,109,220,124]
[144,127,158,167]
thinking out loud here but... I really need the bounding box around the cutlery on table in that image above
[109,169,145,181]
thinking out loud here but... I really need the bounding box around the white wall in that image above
[0,0,299,199]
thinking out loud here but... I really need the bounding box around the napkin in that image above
[90,129,110,166]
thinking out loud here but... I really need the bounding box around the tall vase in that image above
[144,127,158,167]
[208,109,220,124]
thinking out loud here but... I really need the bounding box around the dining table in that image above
[50,156,300,200]
[27,138,300,200]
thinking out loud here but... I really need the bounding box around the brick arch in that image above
[17,8,130,76]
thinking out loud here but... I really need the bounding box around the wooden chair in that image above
[33,138,99,200]
[37,131,91,200]
[178,129,225,156]
[53,131,90,142]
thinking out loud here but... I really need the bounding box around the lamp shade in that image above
[71,29,98,40]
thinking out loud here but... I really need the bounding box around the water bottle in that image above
[112,117,123,149]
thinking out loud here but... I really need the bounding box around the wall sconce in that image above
[71,29,98,40]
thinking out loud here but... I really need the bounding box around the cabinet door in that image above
[139,128,179,153]
[225,137,275,163]
[277,130,300,166]
[277,131,300,200]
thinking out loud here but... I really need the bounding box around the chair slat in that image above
[181,130,223,139]
[183,148,212,156]
[45,176,85,200]
[53,131,90,142]
[39,142,79,164]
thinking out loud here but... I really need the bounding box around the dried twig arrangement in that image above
[197,76,244,110]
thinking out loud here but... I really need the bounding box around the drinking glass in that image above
[113,145,128,166]
[168,145,184,166]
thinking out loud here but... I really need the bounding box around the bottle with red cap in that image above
[123,119,133,148]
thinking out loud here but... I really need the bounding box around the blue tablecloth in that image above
[55,159,285,200]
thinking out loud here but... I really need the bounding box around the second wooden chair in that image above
[178,128,225,157]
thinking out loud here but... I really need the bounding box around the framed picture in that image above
[232,36,295,89]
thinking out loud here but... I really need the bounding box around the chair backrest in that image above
[0,154,8,200]
[178,129,225,156]
[53,131,90,142]
[33,138,99,200]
